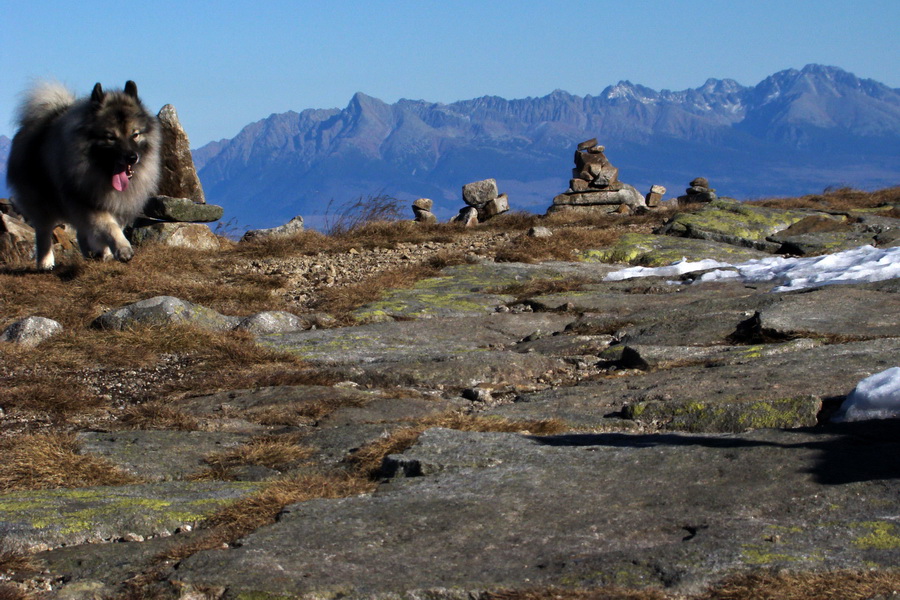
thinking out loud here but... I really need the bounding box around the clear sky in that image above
[3,0,899,147]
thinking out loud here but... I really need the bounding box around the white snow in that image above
[831,367,900,423]
[604,245,900,292]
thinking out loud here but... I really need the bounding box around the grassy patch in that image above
[748,185,900,212]
[191,433,314,481]
[0,433,139,492]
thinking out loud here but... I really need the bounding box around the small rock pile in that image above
[412,199,438,224]
[548,139,646,215]
[450,179,510,226]
[129,105,224,251]
[677,177,717,204]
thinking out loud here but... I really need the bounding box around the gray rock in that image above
[576,138,598,151]
[412,198,433,211]
[93,296,240,331]
[527,226,553,238]
[129,221,221,250]
[478,193,509,220]
[156,105,206,203]
[235,311,308,335]
[241,216,305,241]
[551,185,645,207]
[0,481,259,552]
[462,179,498,207]
[176,425,900,596]
[0,316,62,347]
[451,206,479,227]
[690,177,710,188]
[142,196,223,222]
[77,431,251,481]
[413,207,438,224]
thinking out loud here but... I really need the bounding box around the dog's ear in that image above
[91,83,105,106]
[124,81,138,99]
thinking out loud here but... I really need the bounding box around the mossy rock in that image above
[581,232,770,266]
[624,396,822,433]
[661,201,813,251]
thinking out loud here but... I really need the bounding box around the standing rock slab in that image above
[156,104,206,203]
[142,196,224,223]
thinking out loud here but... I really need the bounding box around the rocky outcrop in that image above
[677,176,717,203]
[451,178,510,225]
[5,200,900,599]
[241,215,305,241]
[548,139,646,215]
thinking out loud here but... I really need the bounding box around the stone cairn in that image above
[129,105,224,251]
[677,177,717,204]
[547,138,647,215]
[412,198,438,224]
[449,178,509,226]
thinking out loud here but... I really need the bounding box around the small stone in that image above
[645,192,663,207]
[480,193,509,219]
[650,184,667,195]
[130,222,221,251]
[587,145,606,153]
[527,226,553,238]
[690,177,710,188]
[576,138,598,151]
[235,311,307,335]
[570,179,590,192]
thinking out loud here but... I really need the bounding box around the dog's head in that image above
[87,81,159,192]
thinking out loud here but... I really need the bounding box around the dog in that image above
[6,80,162,269]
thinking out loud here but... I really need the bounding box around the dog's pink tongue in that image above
[112,171,130,192]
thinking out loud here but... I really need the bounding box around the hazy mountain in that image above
[3,66,899,231]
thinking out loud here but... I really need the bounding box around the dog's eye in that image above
[131,130,142,140]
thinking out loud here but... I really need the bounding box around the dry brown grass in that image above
[312,262,445,314]
[0,585,28,600]
[748,185,900,212]
[0,433,139,492]
[486,587,668,600]
[118,401,203,431]
[495,227,622,263]
[191,432,314,480]
[345,413,568,477]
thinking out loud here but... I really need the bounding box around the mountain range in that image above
[2,65,899,230]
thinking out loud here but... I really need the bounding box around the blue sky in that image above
[3,0,899,147]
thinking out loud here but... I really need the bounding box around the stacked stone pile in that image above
[547,139,646,215]
[450,179,510,226]
[677,177,717,204]
[129,105,224,251]
[412,198,438,224]
[645,184,667,207]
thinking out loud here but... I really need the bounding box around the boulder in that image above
[451,206,479,227]
[0,316,62,347]
[93,296,239,331]
[462,179,498,207]
[156,104,206,203]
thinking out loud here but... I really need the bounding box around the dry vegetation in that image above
[1,188,898,598]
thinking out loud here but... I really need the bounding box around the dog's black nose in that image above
[125,152,138,165]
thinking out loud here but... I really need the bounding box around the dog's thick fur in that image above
[6,80,162,269]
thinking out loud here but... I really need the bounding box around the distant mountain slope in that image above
[194,65,900,230]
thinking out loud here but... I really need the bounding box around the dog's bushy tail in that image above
[15,81,77,128]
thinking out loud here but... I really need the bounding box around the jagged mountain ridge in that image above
[2,66,899,230]
[192,65,900,229]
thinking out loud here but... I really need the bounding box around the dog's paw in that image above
[115,246,134,262]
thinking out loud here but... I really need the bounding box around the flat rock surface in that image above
[176,425,900,597]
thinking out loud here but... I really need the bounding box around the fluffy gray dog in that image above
[7,80,162,269]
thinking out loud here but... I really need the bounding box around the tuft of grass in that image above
[312,263,444,314]
[192,433,314,480]
[485,587,667,600]
[494,227,621,263]
[118,401,203,431]
[0,433,139,492]
[324,193,405,236]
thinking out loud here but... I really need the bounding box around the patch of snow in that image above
[604,258,733,281]
[605,245,900,293]
[832,367,900,423]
